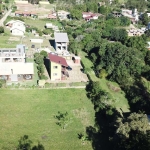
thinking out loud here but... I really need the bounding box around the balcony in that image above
[0,53,24,58]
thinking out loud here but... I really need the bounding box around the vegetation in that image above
[0,89,94,149]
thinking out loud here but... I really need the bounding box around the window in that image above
[10,50,16,53]
[53,73,57,76]
[53,66,58,69]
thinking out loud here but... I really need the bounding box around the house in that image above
[6,20,25,28]
[15,11,38,18]
[47,12,57,19]
[82,12,102,21]
[0,45,34,82]
[121,8,139,24]
[6,20,26,36]
[10,26,25,36]
[57,10,70,20]
[45,23,53,28]
[48,53,69,81]
[54,33,69,51]
[112,11,122,17]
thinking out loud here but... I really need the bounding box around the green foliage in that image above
[99,6,108,15]
[40,50,48,58]
[0,79,6,88]
[54,111,71,129]
[49,0,54,3]
[70,9,82,20]
[4,0,9,3]
[34,53,44,64]
[98,42,145,84]
[87,81,113,111]
[42,28,52,35]
[119,16,131,26]
[110,28,128,43]
[141,13,149,26]
[17,135,45,150]
[126,0,147,12]
[17,135,32,150]
[99,69,107,78]
[0,26,4,34]
[113,112,150,150]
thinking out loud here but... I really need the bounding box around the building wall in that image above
[11,29,24,36]
[50,61,61,80]
[14,0,28,4]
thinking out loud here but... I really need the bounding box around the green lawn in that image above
[0,35,20,48]
[99,79,130,112]
[80,51,99,81]
[24,18,62,30]
[0,89,94,150]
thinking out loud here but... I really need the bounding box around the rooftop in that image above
[48,53,68,67]
[54,33,69,42]
[0,63,34,75]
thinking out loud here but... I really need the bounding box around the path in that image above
[0,9,12,26]
[10,86,86,90]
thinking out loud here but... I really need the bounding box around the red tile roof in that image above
[48,53,68,67]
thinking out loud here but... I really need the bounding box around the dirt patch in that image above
[9,37,20,41]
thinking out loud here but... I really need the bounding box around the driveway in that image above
[66,60,89,82]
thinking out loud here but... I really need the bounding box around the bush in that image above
[0,26,4,34]
[40,50,48,58]
[40,75,48,80]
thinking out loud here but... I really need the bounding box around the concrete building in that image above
[54,33,69,51]
[0,45,34,82]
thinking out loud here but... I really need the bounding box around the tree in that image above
[54,111,71,129]
[87,81,113,111]
[70,9,82,20]
[17,135,45,150]
[17,135,32,150]
[0,26,4,34]
[113,112,150,150]
[126,0,147,12]
[40,50,48,58]
[110,28,128,42]
[141,13,149,26]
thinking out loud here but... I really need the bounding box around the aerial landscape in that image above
[0,0,150,149]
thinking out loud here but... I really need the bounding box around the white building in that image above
[6,20,26,36]
[0,45,34,82]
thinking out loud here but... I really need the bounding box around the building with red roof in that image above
[48,53,69,80]
[82,12,102,21]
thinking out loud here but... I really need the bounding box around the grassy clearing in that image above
[0,89,94,150]
[24,18,62,30]
[80,51,99,81]
[99,78,130,112]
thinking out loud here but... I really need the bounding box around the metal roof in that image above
[54,33,69,42]
[48,53,68,67]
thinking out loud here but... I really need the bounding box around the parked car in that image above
[66,66,72,71]
[31,45,35,48]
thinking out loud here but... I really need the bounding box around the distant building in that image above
[82,12,102,21]
[6,20,26,36]
[57,10,70,20]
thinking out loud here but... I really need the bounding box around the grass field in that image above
[0,89,94,150]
